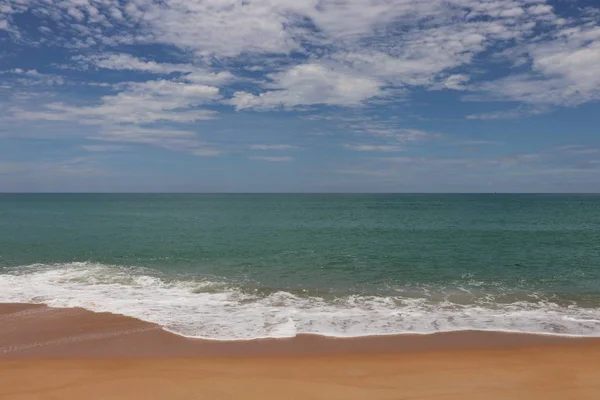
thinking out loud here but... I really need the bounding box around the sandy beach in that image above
[1,303,599,399]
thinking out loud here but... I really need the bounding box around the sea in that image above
[1,193,599,340]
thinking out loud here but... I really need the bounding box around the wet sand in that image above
[1,303,599,399]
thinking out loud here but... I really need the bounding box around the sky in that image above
[1,0,599,193]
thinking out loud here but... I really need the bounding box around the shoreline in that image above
[3,303,600,399]
[2,302,599,358]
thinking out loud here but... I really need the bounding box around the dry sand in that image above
[1,303,599,399]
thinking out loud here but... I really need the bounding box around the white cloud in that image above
[5,77,222,157]
[183,70,235,85]
[475,23,600,107]
[218,0,555,108]
[77,53,235,85]
[230,63,383,110]
[314,114,434,147]
[531,28,600,93]
[466,106,547,120]
[81,144,128,152]
[79,53,196,74]
[7,0,520,57]
[13,80,220,125]
[335,146,600,180]
[498,7,525,18]
[2,0,597,126]
[248,144,298,150]
[528,4,553,15]
[552,145,600,155]
[67,7,85,22]
[459,140,503,146]
[93,126,222,157]
[250,156,294,162]
[435,74,470,91]
[2,53,232,157]
[139,0,305,57]
[5,1,562,96]
[343,144,404,152]
[334,51,452,87]
[363,127,432,143]
[1,68,65,86]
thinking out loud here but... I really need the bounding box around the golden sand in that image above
[1,303,599,400]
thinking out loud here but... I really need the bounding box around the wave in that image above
[1,262,599,340]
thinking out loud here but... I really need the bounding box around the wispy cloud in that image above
[457,140,503,146]
[81,144,128,152]
[472,22,600,108]
[552,145,600,155]
[250,156,294,162]
[466,107,548,120]
[4,0,583,111]
[336,145,600,182]
[343,144,404,152]
[91,126,222,157]
[248,144,298,151]
[8,79,220,125]
[1,68,65,86]
[75,53,236,85]
[0,157,107,177]
[1,0,599,192]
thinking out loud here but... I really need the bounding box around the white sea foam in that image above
[1,262,600,340]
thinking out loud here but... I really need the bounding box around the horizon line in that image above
[1,192,600,195]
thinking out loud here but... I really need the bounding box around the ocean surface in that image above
[1,193,600,339]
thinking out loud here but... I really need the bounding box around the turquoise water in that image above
[1,194,600,339]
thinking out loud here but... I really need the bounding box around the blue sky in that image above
[1,0,599,192]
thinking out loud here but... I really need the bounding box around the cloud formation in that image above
[343,144,404,152]
[10,80,220,125]
[473,16,600,107]
[4,0,594,112]
[1,0,599,174]
[75,53,236,85]
[230,63,383,109]
[251,156,294,162]
[248,144,298,151]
